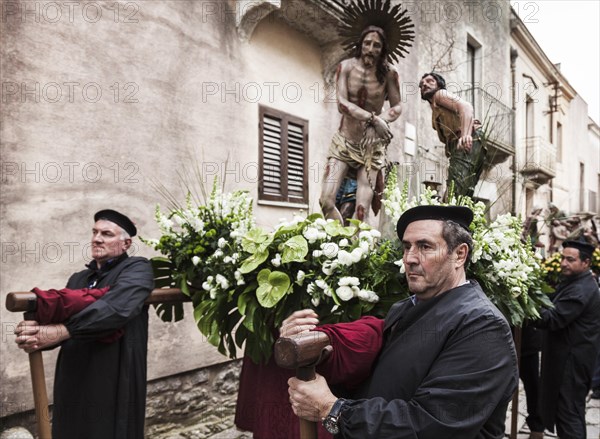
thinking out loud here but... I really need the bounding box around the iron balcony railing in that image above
[459,87,515,166]
[522,136,556,178]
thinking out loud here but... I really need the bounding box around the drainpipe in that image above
[510,47,518,216]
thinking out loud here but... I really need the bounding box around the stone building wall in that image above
[0,360,246,439]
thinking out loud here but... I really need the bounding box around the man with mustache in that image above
[533,238,600,439]
[419,72,487,199]
[320,25,402,224]
[284,205,518,438]
[15,209,154,439]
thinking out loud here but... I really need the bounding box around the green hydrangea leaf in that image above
[281,235,308,264]
[242,228,273,253]
[239,249,269,273]
[274,223,304,238]
[324,221,357,237]
[256,269,290,308]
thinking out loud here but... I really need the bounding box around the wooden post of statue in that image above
[5,288,189,439]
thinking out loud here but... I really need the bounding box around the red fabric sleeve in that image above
[315,316,385,388]
[33,286,111,324]
[32,286,123,343]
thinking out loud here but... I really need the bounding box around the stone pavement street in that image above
[209,381,600,438]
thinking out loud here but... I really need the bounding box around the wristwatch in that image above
[322,398,347,435]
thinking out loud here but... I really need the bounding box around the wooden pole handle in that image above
[297,366,318,439]
[275,333,332,439]
[5,288,189,313]
[28,333,52,438]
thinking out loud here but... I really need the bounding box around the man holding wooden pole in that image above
[284,205,519,438]
[14,209,154,439]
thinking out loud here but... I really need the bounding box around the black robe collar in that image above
[85,253,128,287]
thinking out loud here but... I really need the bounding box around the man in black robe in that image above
[15,209,154,439]
[284,205,518,438]
[534,238,600,439]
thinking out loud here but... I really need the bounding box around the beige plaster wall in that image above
[0,0,339,416]
[552,95,599,214]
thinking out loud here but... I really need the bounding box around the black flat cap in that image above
[94,209,137,237]
[396,205,473,240]
[563,238,596,259]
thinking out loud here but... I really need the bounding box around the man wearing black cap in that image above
[419,72,486,199]
[534,238,600,439]
[14,209,154,439]
[284,205,518,438]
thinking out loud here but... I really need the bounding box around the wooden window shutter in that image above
[259,106,308,203]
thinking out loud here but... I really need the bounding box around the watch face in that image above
[323,416,339,435]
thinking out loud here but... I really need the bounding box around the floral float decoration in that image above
[144,172,552,363]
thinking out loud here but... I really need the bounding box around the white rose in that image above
[315,279,328,290]
[359,231,373,241]
[303,227,320,243]
[337,250,353,266]
[192,256,201,266]
[338,276,360,287]
[322,262,334,276]
[321,242,340,258]
[368,291,380,303]
[218,237,227,248]
[357,289,370,300]
[314,218,327,228]
[351,248,364,262]
[336,286,354,301]
[338,238,349,247]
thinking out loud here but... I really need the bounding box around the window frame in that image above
[258,105,309,204]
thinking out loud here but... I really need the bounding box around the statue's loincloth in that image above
[327,131,388,171]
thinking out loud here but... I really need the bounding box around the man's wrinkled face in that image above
[402,220,459,300]
[361,31,383,67]
[91,220,131,265]
[419,75,439,101]
[560,247,590,277]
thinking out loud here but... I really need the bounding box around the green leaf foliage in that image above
[281,235,309,264]
[256,269,291,308]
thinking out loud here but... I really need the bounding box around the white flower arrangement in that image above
[144,181,405,363]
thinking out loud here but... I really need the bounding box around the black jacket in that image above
[339,281,518,439]
[535,270,600,430]
[52,254,154,439]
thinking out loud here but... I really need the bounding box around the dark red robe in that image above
[234,316,384,439]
